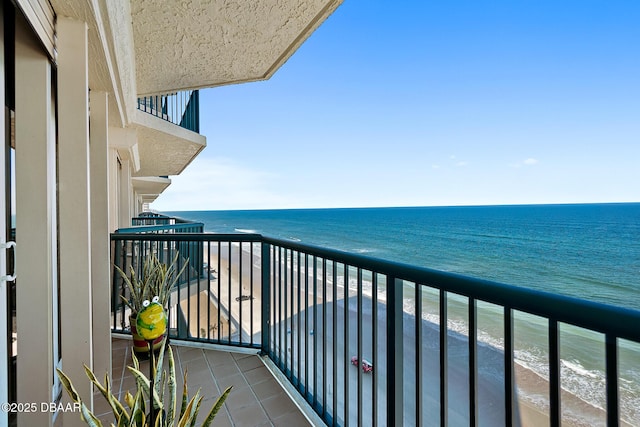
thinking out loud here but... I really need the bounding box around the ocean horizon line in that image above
[159,200,640,214]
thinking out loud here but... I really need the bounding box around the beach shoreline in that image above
[182,243,636,426]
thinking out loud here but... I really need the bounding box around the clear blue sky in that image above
[152,0,640,211]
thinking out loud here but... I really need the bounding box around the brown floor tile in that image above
[216,371,248,392]
[211,361,242,380]
[272,410,312,427]
[252,377,285,401]
[231,352,255,361]
[261,393,299,420]
[180,357,210,375]
[92,392,112,417]
[235,354,264,372]
[110,338,312,427]
[207,410,233,427]
[205,350,235,366]
[243,364,272,384]
[176,346,203,363]
[228,403,271,427]
[223,386,259,411]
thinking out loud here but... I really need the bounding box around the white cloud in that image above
[456,161,469,167]
[509,158,539,168]
[150,157,290,210]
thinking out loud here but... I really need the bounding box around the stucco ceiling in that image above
[132,176,171,203]
[132,110,206,177]
[131,0,343,95]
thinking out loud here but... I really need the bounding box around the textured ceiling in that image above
[131,0,343,95]
[132,110,206,177]
[132,176,171,202]
[50,0,135,127]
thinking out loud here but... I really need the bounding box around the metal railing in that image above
[129,213,204,231]
[123,222,204,233]
[112,233,261,348]
[110,230,640,427]
[131,216,174,227]
[137,90,199,133]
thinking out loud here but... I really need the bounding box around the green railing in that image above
[137,90,199,133]
[110,229,640,427]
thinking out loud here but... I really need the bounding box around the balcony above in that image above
[131,96,206,177]
[131,0,344,95]
[131,176,171,204]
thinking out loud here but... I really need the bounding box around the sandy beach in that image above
[175,242,264,344]
[173,243,634,426]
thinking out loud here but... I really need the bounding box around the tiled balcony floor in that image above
[97,338,312,427]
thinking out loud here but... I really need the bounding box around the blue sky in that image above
[152,1,640,211]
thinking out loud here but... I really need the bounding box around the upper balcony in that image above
[111,214,640,427]
[136,91,200,134]
[131,90,206,178]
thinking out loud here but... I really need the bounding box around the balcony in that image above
[102,338,312,426]
[111,215,640,426]
[130,90,206,178]
[136,91,200,133]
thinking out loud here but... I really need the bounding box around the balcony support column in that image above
[14,12,56,427]
[119,157,133,228]
[90,91,111,379]
[57,17,94,419]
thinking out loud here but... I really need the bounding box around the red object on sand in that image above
[351,356,373,373]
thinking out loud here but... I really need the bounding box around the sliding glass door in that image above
[0,2,16,425]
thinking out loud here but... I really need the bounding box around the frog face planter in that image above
[135,296,167,341]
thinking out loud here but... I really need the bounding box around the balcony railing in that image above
[110,221,640,426]
[128,213,204,231]
[137,90,200,133]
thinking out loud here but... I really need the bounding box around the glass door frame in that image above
[0,1,9,423]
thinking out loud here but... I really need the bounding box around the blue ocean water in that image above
[165,203,640,423]
[166,203,640,310]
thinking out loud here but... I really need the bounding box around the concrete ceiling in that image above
[131,0,343,95]
[50,0,137,128]
[131,109,206,177]
[132,176,171,203]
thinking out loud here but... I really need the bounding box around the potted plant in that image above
[57,341,232,426]
[115,253,188,355]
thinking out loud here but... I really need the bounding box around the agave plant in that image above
[56,341,231,427]
[115,253,188,316]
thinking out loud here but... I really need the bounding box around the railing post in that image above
[387,276,404,426]
[440,290,448,427]
[605,334,619,427]
[549,319,560,427]
[504,307,514,426]
[261,243,271,355]
[194,90,200,133]
[111,237,121,331]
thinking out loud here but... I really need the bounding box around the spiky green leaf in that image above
[124,391,134,409]
[188,391,203,427]
[176,395,200,427]
[201,386,233,427]
[167,346,177,426]
[179,369,189,419]
[127,366,163,410]
[55,368,103,427]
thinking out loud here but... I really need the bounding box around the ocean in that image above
[164,203,640,424]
